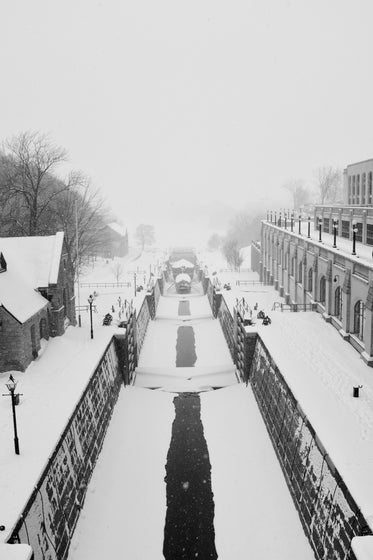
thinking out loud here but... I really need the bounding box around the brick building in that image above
[0,232,76,373]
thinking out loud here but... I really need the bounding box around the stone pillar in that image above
[363,210,367,245]
[324,259,333,317]
[362,282,373,363]
[340,268,351,339]
[312,255,318,302]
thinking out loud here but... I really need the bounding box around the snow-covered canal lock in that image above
[68,291,314,560]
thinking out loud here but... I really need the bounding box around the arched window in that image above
[354,300,365,340]
[308,268,313,292]
[319,276,326,304]
[334,286,342,320]
[39,318,47,339]
[298,261,303,283]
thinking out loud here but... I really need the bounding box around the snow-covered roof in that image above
[171,259,195,269]
[0,544,33,560]
[107,223,127,237]
[0,232,65,287]
[0,232,65,323]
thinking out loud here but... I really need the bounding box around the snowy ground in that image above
[0,247,162,544]
[2,243,373,558]
[68,288,314,560]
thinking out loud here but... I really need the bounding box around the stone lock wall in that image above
[9,339,123,560]
[207,286,370,559]
[249,338,371,560]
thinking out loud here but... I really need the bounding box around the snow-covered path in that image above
[68,288,314,559]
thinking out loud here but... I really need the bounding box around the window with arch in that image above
[39,318,47,339]
[319,276,326,304]
[353,300,365,341]
[298,261,303,283]
[334,286,342,320]
[308,268,313,292]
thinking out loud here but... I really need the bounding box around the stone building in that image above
[313,158,373,245]
[0,232,76,373]
[252,215,373,366]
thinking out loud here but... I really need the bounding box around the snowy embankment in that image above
[204,246,373,532]
[0,248,161,544]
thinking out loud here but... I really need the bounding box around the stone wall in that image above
[0,306,49,373]
[249,337,371,560]
[207,287,371,558]
[8,338,123,560]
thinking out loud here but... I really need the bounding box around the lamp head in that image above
[88,294,94,304]
[6,375,17,392]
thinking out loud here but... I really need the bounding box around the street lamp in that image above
[290,213,294,232]
[88,294,94,339]
[298,215,302,235]
[2,375,21,455]
[274,211,277,225]
[333,220,338,248]
[318,217,323,242]
[352,220,358,255]
[307,216,311,238]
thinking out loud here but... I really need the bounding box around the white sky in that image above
[1,0,373,237]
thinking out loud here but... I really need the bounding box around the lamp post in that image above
[307,216,311,238]
[333,220,338,248]
[352,220,358,255]
[2,375,21,455]
[274,211,277,225]
[88,294,94,339]
[298,215,301,235]
[318,217,322,242]
[290,213,294,232]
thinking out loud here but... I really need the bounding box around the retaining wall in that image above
[7,281,160,559]
[9,339,122,560]
[205,282,370,559]
[249,337,370,560]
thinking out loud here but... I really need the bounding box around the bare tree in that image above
[222,237,243,271]
[315,166,342,204]
[282,179,310,211]
[135,224,155,250]
[1,131,68,235]
[51,173,109,275]
[111,261,124,283]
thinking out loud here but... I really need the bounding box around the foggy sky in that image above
[1,0,373,244]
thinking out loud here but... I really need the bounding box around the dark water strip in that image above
[178,300,191,316]
[176,326,197,367]
[163,393,218,560]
